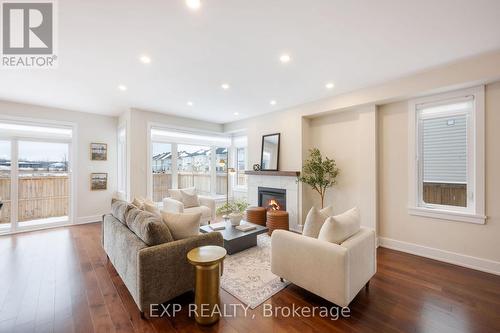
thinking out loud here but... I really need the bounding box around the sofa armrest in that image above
[163,197,184,213]
[341,227,377,302]
[198,195,216,222]
[137,232,223,311]
[271,230,349,306]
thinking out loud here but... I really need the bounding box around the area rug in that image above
[220,233,289,309]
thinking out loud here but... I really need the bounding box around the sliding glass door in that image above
[17,141,70,227]
[0,121,73,234]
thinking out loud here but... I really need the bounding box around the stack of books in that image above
[209,223,225,231]
[235,224,256,232]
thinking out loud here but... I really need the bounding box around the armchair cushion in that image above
[302,206,334,238]
[163,197,184,213]
[180,189,200,208]
[318,207,360,244]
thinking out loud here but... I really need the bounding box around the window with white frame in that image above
[149,127,231,202]
[408,86,485,224]
[236,147,247,187]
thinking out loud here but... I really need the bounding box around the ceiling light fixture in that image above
[186,0,201,10]
[325,82,335,89]
[279,54,291,63]
[118,84,127,91]
[233,112,239,116]
[187,101,194,106]
[139,55,151,64]
[221,83,230,90]
[270,100,277,105]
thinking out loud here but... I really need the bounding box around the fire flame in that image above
[267,199,281,211]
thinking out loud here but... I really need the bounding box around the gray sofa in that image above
[102,200,223,315]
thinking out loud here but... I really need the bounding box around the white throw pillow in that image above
[318,207,360,244]
[167,189,183,202]
[180,189,200,208]
[302,206,334,238]
[160,210,201,240]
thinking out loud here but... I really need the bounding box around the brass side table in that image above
[187,245,226,325]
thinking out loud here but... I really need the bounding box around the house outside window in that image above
[408,86,485,224]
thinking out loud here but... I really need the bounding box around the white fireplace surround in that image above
[247,174,300,232]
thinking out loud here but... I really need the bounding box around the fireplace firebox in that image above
[258,187,286,211]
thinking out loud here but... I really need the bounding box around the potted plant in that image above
[216,199,249,226]
[297,148,340,208]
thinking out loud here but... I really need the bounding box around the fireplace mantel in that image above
[245,170,300,177]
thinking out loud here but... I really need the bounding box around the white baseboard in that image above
[378,237,500,276]
[75,215,102,225]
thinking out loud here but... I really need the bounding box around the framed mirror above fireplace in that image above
[260,133,280,171]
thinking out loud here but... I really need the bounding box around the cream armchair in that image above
[271,227,376,307]
[162,195,216,225]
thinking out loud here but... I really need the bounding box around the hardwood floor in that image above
[1,222,499,333]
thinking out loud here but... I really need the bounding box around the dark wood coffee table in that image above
[200,221,268,254]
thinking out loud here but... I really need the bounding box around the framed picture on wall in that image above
[90,173,108,191]
[90,143,107,160]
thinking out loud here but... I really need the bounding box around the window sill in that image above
[408,207,486,224]
[233,187,248,193]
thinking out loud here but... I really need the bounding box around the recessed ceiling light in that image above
[139,55,151,64]
[221,83,230,90]
[270,100,277,105]
[186,0,201,10]
[187,101,193,106]
[118,84,127,91]
[233,112,239,116]
[325,82,335,89]
[279,54,291,63]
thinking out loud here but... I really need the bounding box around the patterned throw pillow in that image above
[126,207,174,246]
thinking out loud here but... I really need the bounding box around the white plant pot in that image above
[229,213,243,226]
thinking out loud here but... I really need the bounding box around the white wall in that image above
[0,100,117,223]
[378,82,500,272]
[304,106,377,230]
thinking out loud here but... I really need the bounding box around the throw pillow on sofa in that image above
[131,197,146,210]
[318,207,360,244]
[111,198,134,225]
[126,207,174,246]
[160,211,201,240]
[143,202,161,217]
[302,205,334,238]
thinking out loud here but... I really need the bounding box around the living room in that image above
[1,1,500,332]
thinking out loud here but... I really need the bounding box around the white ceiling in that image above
[1,0,500,123]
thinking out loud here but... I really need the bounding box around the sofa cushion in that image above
[318,207,360,244]
[180,189,200,208]
[160,211,201,240]
[185,205,211,218]
[302,206,334,238]
[111,198,133,225]
[125,207,174,246]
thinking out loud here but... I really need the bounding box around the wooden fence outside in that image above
[0,174,69,224]
[153,172,228,202]
[423,182,467,207]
